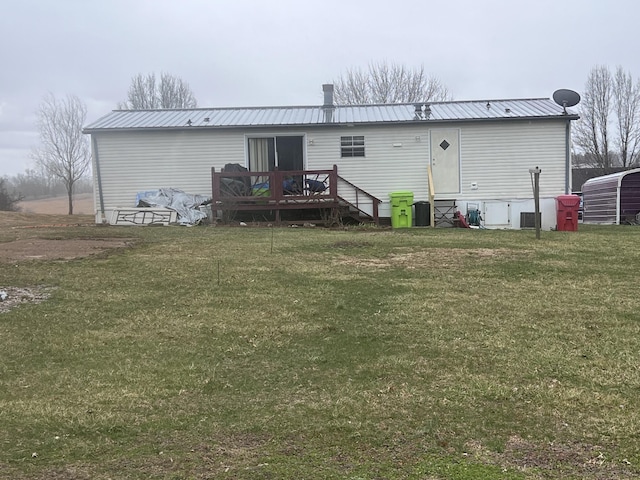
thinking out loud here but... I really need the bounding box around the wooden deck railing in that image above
[335,175,380,221]
[211,165,380,223]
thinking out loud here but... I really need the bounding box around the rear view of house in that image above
[83,84,579,228]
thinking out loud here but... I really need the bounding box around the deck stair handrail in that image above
[211,165,380,223]
[335,173,380,222]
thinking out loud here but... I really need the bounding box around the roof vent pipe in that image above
[322,84,335,123]
[322,84,335,108]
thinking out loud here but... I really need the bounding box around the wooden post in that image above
[273,167,282,203]
[530,167,542,240]
[427,165,436,228]
[211,167,218,205]
[331,165,338,199]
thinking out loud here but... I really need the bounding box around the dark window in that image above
[341,136,365,157]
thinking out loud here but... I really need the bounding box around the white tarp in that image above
[137,188,210,225]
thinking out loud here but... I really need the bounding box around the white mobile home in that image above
[83,85,578,228]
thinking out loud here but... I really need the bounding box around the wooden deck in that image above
[211,165,380,224]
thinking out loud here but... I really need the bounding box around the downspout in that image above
[565,120,571,194]
[92,135,106,223]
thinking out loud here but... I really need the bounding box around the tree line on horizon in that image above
[3,62,637,213]
[0,172,93,212]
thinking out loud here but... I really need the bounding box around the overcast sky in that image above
[1,0,638,177]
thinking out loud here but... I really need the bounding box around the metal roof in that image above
[582,167,640,189]
[84,98,578,132]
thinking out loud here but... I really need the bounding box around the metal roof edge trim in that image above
[83,114,578,134]
[582,167,640,187]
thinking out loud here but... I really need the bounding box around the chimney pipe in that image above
[322,84,335,123]
[322,84,334,108]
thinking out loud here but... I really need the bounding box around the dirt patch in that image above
[0,212,95,229]
[0,212,135,314]
[334,247,527,269]
[0,285,55,314]
[465,436,637,479]
[331,240,372,249]
[0,238,133,262]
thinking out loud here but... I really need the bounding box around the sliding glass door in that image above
[248,138,276,172]
[247,136,303,172]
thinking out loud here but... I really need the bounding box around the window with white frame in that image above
[340,135,365,157]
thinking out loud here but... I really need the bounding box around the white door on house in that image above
[430,129,460,194]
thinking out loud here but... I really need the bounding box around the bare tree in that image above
[333,62,451,105]
[31,93,90,215]
[574,65,640,168]
[613,67,640,167]
[119,72,197,109]
[574,66,613,168]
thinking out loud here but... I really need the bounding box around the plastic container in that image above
[252,182,270,197]
[556,194,581,231]
[414,201,431,227]
[389,191,414,228]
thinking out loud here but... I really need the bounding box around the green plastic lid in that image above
[389,191,414,198]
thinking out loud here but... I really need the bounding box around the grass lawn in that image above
[1,219,640,479]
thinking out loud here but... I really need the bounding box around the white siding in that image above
[93,130,244,222]
[303,120,567,220]
[91,118,569,227]
[305,125,431,217]
[456,120,568,230]
[460,120,566,199]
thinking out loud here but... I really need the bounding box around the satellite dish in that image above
[553,89,581,114]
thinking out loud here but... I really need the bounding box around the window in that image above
[341,135,365,157]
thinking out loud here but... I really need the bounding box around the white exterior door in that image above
[430,129,460,194]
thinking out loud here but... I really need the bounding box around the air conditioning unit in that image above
[520,212,541,228]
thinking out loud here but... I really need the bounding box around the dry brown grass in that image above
[17,193,94,215]
[0,238,133,263]
[0,211,94,229]
[333,247,529,270]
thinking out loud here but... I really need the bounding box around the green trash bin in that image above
[389,191,414,228]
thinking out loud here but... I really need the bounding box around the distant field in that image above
[17,193,94,215]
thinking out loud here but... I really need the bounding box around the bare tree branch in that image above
[31,93,90,215]
[613,66,640,167]
[574,66,613,168]
[574,65,640,169]
[120,72,197,109]
[333,62,451,105]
